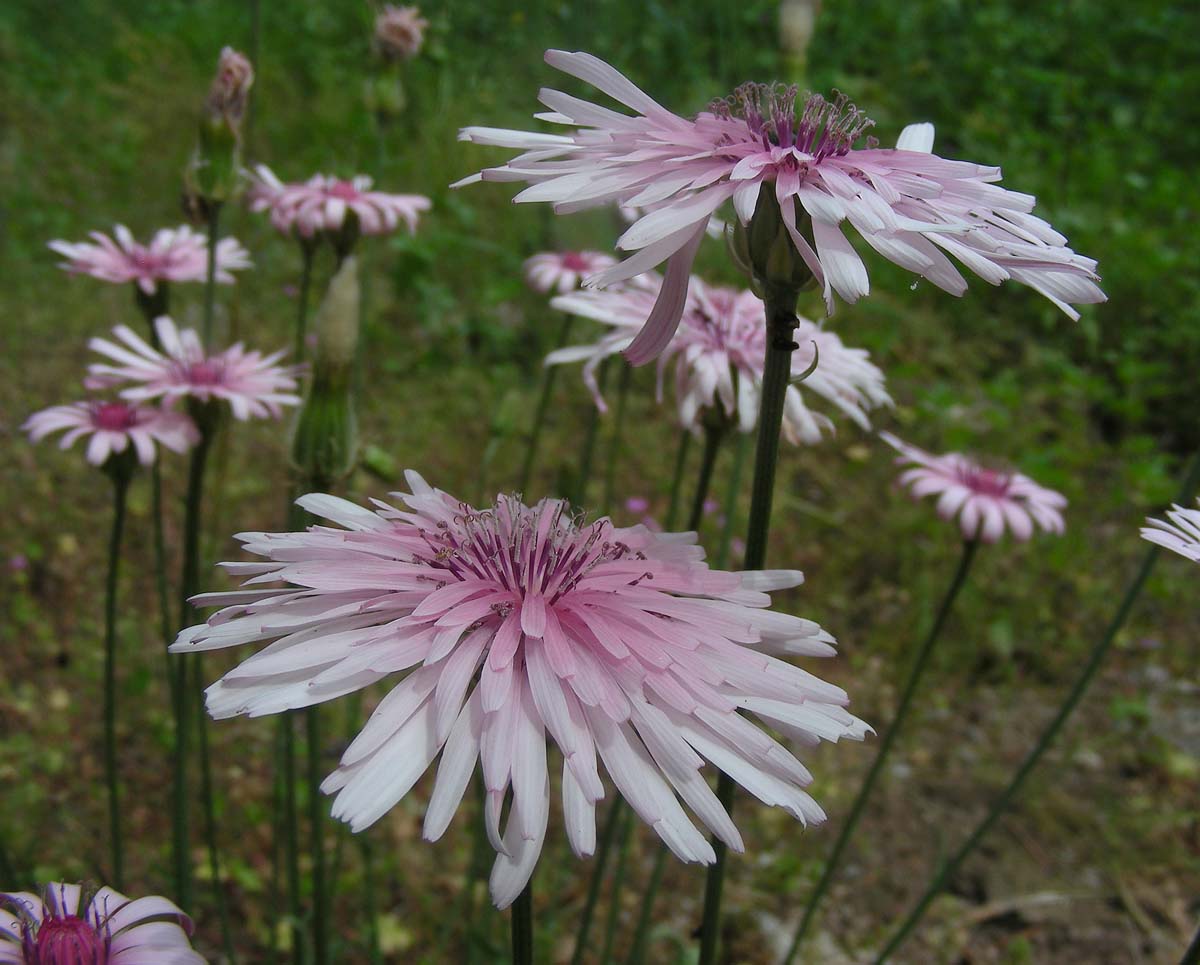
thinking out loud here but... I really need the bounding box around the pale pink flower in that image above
[48,224,252,295]
[1,883,203,964]
[548,274,890,443]
[248,165,431,239]
[524,250,617,295]
[374,5,428,60]
[87,316,301,421]
[1141,502,1200,563]
[23,399,199,466]
[881,431,1066,542]
[457,51,1105,363]
[172,472,867,908]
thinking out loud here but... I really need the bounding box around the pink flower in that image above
[23,399,199,466]
[248,166,431,239]
[172,472,867,908]
[1141,502,1200,563]
[48,224,252,295]
[547,274,890,443]
[881,431,1066,542]
[458,51,1105,363]
[1,883,203,964]
[524,250,618,295]
[87,316,301,421]
[374,5,428,60]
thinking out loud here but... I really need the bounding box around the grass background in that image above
[1,0,1198,961]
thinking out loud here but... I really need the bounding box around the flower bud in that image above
[187,47,254,205]
[291,257,360,487]
[730,182,815,294]
[374,5,428,61]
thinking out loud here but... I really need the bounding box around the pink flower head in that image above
[523,250,618,295]
[374,5,428,60]
[173,472,867,908]
[547,274,890,443]
[48,224,252,295]
[1,882,203,964]
[248,165,431,240]
[87,316,301,421]
[23,399,199,466]
[457,51,1106,363]
[1141,502,1200,563]
[880,431,1066,542]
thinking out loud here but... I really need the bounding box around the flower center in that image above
[328,180,360,201]
[183,360,224,386]
[415,496,641,603]
[30,914,109,965]
[129,248,168,275]
[958,464,1012,498]
[91,402,139,431]
[711,85,875,158]
[560,252,590,272]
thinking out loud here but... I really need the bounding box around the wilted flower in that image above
[881,431,1066,542]
[248,166,431,243]
[173,472,866,908]
[458,50,1105,363]
[1,882,203,964]
[1141,502,1200,563]
[88,316,301,421]
[48,225,251,295]
[548,274,890,443]
[23,399,199,466]
[524,250,618,295]
[374,5,428,60]
[205,46,254,130]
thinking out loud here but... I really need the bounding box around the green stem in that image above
[784,539,979,964]
[665,430,693,531]
[602,364,635,515]
[698,282,800,965]
[688,422,725,533]
[518,315,574,495]
[573,359,610,506]
[103,471,129,891]
[284,718,304,964]
[196,658,237,963]
[569,797,625,965]
[151,465,175,700]
[294,243,316,364]
[873,448,1200,963]
[308,706,329,965]
[625,845,667,965]
[511,880,534,965]
[599,806,634,964]
[201,203,222,349]
[361,837,382,965]
[269,719,286,965]
[716,431,750,566]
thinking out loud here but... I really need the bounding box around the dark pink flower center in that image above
[958,465,1012,498]
[711,85,875,158]
[128,248,169,276]
[184,360,224,386]
[560,252,590,272]
[91,402,139,431]
[328,180,361,201]
[29,914,109,965]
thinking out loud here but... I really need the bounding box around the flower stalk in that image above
[785,538,979,963]
[873,447,1200,962]
[511,881,534,965]
[601,363,635,514]
[519,314,575,495]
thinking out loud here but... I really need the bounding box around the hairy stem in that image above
[103,472,129,891]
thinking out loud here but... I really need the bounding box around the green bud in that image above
[291,258,360,488]
[186,47,253,206]
[730,183,816,294]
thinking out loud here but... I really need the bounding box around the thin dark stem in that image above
[716,431,750,566]
[268,719,286,965]
[665,430,693,531]
[196,658,237,963]
[602,363,635,515]
[151,465,175,698]
[698,283,800,965]
[294,244,316,364]
[462,779,493,963]
[103,473,129,891]
[511,881,534,965]
[784,540,979,964]
[518,314,574,496]
[284,718,304,965]
[569,797,625,965]
[308,706,329,965]
[573,359,610,506]
[873,448,1200,963]
[600,806,634,964]
[361,837,383,965]
[688,422,725,533]
[625,846,667,965]
[201,203,222,349]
